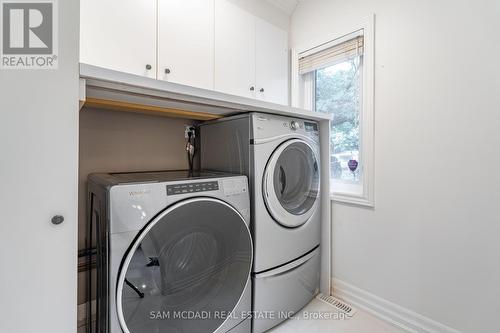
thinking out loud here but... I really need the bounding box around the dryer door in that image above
[116,198,252,333]
[263,139,320,228]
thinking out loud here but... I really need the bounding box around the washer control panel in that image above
[222,178,248,196]
[167,181,219,196]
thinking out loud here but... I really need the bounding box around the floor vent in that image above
[316,293,357,317]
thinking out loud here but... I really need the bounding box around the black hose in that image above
[186,127,196,175]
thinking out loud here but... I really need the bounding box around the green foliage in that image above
[315,58,361,155]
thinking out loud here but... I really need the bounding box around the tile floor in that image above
[268,299,406,333]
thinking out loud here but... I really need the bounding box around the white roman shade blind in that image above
[298,34,364,74]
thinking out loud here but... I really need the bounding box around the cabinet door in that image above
[80,0,157,78]
[255,18,289,105]
[0,1,79,332]
[214,0,256,98]
[158,0,214,89]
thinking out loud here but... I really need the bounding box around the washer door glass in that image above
[117,198,252,333]
[264,139,320,228]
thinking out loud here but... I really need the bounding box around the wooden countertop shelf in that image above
[83,97,221,121]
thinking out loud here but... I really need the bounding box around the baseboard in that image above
[332,278,462,333]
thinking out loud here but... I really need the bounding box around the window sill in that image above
[330,192,374,208]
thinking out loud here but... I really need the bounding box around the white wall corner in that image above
[332,279,462,333]
[265,0,299,16]
[79,78,86,110]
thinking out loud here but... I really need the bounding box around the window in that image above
[316,50,362,185]
[292,16,374,206]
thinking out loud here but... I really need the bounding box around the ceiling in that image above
[265,0,305,16]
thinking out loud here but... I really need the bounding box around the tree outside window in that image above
[315,56,362,184]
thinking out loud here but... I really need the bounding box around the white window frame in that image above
[291,15,375,207]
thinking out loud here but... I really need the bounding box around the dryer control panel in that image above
[167,181,219,196]
[304,121,319,132]
[252,113,320,141]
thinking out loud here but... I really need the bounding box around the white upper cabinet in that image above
[214,0,289,104]
[214,0,256,99]
[255,18,289,105]
[158,0,215,89]
[80,0,157,78]
[80,0,289,104]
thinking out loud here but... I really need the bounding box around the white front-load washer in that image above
[86,171,253,333]
[200,113,321,333]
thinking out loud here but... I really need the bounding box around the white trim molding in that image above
[332,279,462,333]
[291,15,375,207]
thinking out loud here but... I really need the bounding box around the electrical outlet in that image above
[184,125,195,139]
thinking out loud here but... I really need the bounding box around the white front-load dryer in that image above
[200,113,322,333]
[251,114,321,272]
[86,171,252,333]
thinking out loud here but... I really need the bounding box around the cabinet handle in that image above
[145,64,152,70]
[165,68,171,74]
[250,86,255,91]
[259,88,265,93]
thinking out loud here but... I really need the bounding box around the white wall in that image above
[291,1,500,332]
[0,0,80,332]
